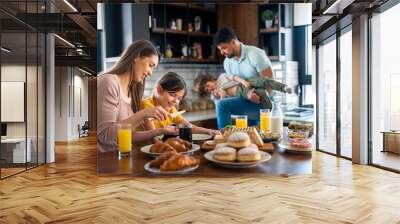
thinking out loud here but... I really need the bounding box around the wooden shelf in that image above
[152,27,186,35]
[260,27,286,34]
[161,57,187,63]
[188,31,214,37]
[151,28,213,37]
[167,3,216,12]
[150,3,218,64]
[188,58,218,63]
[161,57,218,64]
[269,56,279,61]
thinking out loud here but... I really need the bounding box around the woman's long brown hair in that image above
[102,40,160,112]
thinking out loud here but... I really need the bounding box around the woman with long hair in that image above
[97,40,177,149]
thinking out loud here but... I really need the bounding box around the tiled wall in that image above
[144,63,224,101]
[143,62,299,107]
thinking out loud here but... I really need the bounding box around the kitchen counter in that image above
[182,110,216,122]
[182,109,314,125]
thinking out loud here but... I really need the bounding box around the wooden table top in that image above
[97,142,312,177]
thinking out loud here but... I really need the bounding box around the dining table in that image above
[97,140,312,177]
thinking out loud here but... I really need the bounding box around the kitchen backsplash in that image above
[144,63,224,101]
[143,61,299,110]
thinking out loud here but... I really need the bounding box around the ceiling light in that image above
[54,34,75,48]
[323,0,342,14]
[78,67,93,76]
[63,0,78,12]
[322,0,354,15]
[1,47,11,53]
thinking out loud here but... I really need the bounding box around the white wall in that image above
[1,64,45,163]
[54,67,89,141]
[1,65,40,137]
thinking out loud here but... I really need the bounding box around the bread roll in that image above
[213,147,236,162]
[227,132,251,149]
[237,147,261,162]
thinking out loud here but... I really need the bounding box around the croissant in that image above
[175,138,192,149]
[160,154,199,171]
[150,142,175,153]
[165,138,192,152]
[149,151,178,168]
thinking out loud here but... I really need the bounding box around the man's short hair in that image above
[213,27,237,47]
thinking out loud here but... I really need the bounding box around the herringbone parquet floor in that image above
[1,135,400,224]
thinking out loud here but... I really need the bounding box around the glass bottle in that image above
[270,100,283,135]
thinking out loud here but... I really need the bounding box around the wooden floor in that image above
[1,136,400,223]
[373,151,400,171]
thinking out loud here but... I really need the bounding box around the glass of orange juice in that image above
[235,115,248,128]
[231,114,239,127]
[260,109,270,133]
[118,123,132,158]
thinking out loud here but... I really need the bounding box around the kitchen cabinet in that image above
[149,3,219,64]
[217,4,259,46]
[258,3,293,61]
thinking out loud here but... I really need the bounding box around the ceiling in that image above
[0,0,395,73]
[0,0,98,74]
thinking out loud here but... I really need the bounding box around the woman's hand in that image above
[161,125,179,136]
[207,129,221,136]
[141,106,170,121]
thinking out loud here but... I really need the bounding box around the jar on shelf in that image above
[188,23,193,32]
[166,45,173,58]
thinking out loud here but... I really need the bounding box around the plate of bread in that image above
[140,137,200,157]
[204,132,272,168]
[145,151,199,174]
[202,127,274,152]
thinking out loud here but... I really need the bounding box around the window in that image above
[339,28,352,158]
[371,3,400,171]
[317,36,337,154]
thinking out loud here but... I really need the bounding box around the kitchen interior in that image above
[98,3,314,129]
[1,0,400,222]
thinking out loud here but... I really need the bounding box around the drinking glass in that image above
[118,123,132,158]
[235,115,248,128]
[260,109,271,133]
[231,114,239,127]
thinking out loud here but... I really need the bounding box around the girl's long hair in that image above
[155,72,187,97]
[102,40,160,112]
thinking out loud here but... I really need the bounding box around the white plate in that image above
[204,150,271,168]
[192,134,212,141]
[140,143,200,157]
[144,162,198,174]
[279,143,313,153]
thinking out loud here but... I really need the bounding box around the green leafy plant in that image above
[261,9,275,21]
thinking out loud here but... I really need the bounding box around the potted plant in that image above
[261,9,275,28]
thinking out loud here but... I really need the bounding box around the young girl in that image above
[141,72,219,141]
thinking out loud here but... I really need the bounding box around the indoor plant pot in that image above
[261,10,275,28]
